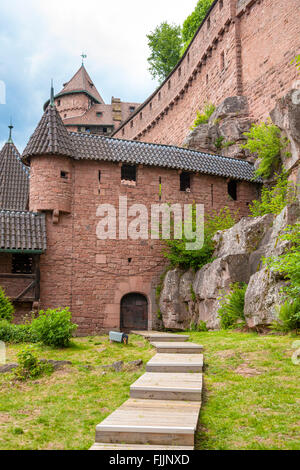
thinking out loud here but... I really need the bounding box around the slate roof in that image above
[23,104,260,183]
[22,105,76,161]
[0,211,47,252]
[0,141,29,210]
[71,133,261,183]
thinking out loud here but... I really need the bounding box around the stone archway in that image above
[120,293,148,331]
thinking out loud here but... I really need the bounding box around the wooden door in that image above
[121,293,148,330]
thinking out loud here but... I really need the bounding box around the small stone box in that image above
[109,331,129,345]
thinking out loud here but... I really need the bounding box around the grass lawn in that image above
[0,331,299,450]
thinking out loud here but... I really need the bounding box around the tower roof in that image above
[22,105,76,163]
[44,65,103,110]
[0,129,29,211]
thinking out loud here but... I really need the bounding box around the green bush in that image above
[266,223,300,300]
[271,299,300,333]
[218,283,247,330]
[191,102,215,129]
[13,346,53,381]
[0,320,34,343]
[190,320,208,332]
[31,308,77,348]
[0,287,14,322]
[241,121,289,178]
[249,171,296,217]
[164,206,238,270]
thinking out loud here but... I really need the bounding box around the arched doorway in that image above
[121,293,148,331]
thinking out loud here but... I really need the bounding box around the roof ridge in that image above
[69,131,254,165]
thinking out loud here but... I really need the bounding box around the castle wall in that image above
[32,156,259,334]
[113,0,300,147]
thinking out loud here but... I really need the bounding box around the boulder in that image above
[193,254,251,329]
[179,269,196,302]
[0,363,18,374]
[244,268,286,328]
[213,214,274,258]
[218,116,252,142]
[264,202,300,258]
[270,89,300,172]
[182,124,211,152]
[159,268,190,329]
[209,96,249,123]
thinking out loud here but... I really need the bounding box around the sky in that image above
[0,0,198,152]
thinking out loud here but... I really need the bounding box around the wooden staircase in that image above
[90,332,203,451]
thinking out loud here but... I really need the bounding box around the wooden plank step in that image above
[146,353,203,373]
[96,398,200,446]
[90,443,194,450]
[131,331,189,342]
[130,372,202,401]
[151,342,203,354]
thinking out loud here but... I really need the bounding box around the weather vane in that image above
[81,53,87,65]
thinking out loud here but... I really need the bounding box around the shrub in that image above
[0,287,14,322]
[190,320,208,332]
[30,308,77,348]
[271,299,300,333]
[249,171,296,217]
[13,346,53,381]
[191,102,215,129]
[241,121,289,178]
[218,283,247,330]
[266,223,300,300]
[164,206,238,270]
[0,320,34,343]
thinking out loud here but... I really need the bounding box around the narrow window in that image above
[206,74,209,84]
[187,53,190,64]
[103,127,107,133]
[207,18,211,29]
[178,67,181,78]
[130,120,134,128]
[98,170,101,194]
[60,171,69,180]
[128,258,132,264]
[159,177,162,201]
[228,180,237,200]
[220,51,225,71]
[180,172,191,192]
[121,164,137,182]
[150,102,152,111]
[129,106,135,113]
[168,80,171,90]
[140,112,143,120]
[122,128,125,136]
[158,92,161,101]
[57,99,61,106]
[219,0,223,9]
[96,112,103,117]
[12,254,33,274]
[64,114,67,118]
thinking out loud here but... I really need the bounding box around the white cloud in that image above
[0,0,198,149]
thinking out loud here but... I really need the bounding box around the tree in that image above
[147,22,182,83]
[181,0,214,54]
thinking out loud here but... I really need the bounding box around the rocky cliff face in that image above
[158,202,300,331]
[182,96,253,160]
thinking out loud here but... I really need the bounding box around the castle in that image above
[0,0,299,333]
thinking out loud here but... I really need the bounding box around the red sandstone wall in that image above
[113,0,300,146]
[32,157,258,334]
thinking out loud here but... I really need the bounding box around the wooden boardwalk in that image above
[91,331,203,450]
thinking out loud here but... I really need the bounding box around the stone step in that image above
[95,398,200,447]
[90,443,194,450]
[146,353,204,373]
[131,330,189,342]
[130,372,202,401]
[151,342,203,354]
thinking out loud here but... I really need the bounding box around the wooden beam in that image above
[14,280,36,301]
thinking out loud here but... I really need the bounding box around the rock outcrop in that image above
[158,202,299,331]
[183,96,253,160]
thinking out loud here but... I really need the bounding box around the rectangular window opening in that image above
[228,180,237,201]
[180,172,191,192]
[220,51,225,71]
[60,171,69,180]
[121,164,137,183]
[12,254,33,274]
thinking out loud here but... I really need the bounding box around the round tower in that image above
[22,86,74,216]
